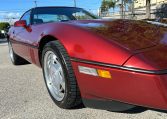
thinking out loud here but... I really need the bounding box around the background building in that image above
[100,0,167,20]
[134,0,167,19]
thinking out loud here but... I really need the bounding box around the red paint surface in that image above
[124,45,167,70]
[72,61,167,110]
[8,19,167,110]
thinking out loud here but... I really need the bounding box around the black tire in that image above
[8,41,29,65]
[42,40,82,109]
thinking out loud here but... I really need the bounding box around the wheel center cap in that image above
[50,64,60,87]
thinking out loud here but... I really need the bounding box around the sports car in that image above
[7,6,167,112]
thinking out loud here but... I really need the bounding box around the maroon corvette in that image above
[7,6,167,112]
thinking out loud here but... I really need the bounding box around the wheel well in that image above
[38,35,57,66]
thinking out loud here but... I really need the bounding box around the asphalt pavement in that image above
[0,40,167,119]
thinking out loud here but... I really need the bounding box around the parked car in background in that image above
[7,6,167,112]
[0,22,10,38]
[0,30,6,38]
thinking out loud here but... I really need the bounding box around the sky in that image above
[0,0,102,20]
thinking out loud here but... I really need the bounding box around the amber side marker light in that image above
[97,69,112,79]
[78,66,112,79]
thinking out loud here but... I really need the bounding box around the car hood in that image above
[70,19,167,53]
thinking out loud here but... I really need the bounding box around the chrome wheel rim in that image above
[44,51,66,101]
[8,42,14,62]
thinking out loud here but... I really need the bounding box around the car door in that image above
[12,10,33,62]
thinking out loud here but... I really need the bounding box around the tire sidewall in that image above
[42,42,74,108]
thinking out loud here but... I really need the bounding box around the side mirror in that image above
[14,20,27,28]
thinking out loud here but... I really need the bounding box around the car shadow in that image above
[108,107,167,114]
[106,106,147,114]
[122,107,148,114]
[70,103,86,110]
[69,103,148,113]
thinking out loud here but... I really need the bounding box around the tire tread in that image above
[42,41,82,109]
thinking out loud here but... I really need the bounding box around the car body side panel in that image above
[71,61,167,110]
[8,27,31,62]
[8,16,167,110]
[124,44,167,70]
[14,26,41,63]
[10,22,132,67]
[9,25,48,65]
[9,19,167,71]
[10,20,167,71]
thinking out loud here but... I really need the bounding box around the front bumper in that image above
[71,58,167,111]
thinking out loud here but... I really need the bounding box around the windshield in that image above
[32,7,98,24]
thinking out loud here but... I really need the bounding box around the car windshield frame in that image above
[31,7,98,25]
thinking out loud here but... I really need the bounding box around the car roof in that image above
[33,6,82,9]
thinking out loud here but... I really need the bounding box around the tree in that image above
[146,0,151,19]
[101,0,108,13]
[107,0,116,9]
[100,0,116,13]
[0,22,10,31]
[156,3,167,20]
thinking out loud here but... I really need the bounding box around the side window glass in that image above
[20,11,31,25]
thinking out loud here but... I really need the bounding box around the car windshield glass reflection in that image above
[33,7,98,24]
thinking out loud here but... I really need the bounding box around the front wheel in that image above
[42,41,82,109]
